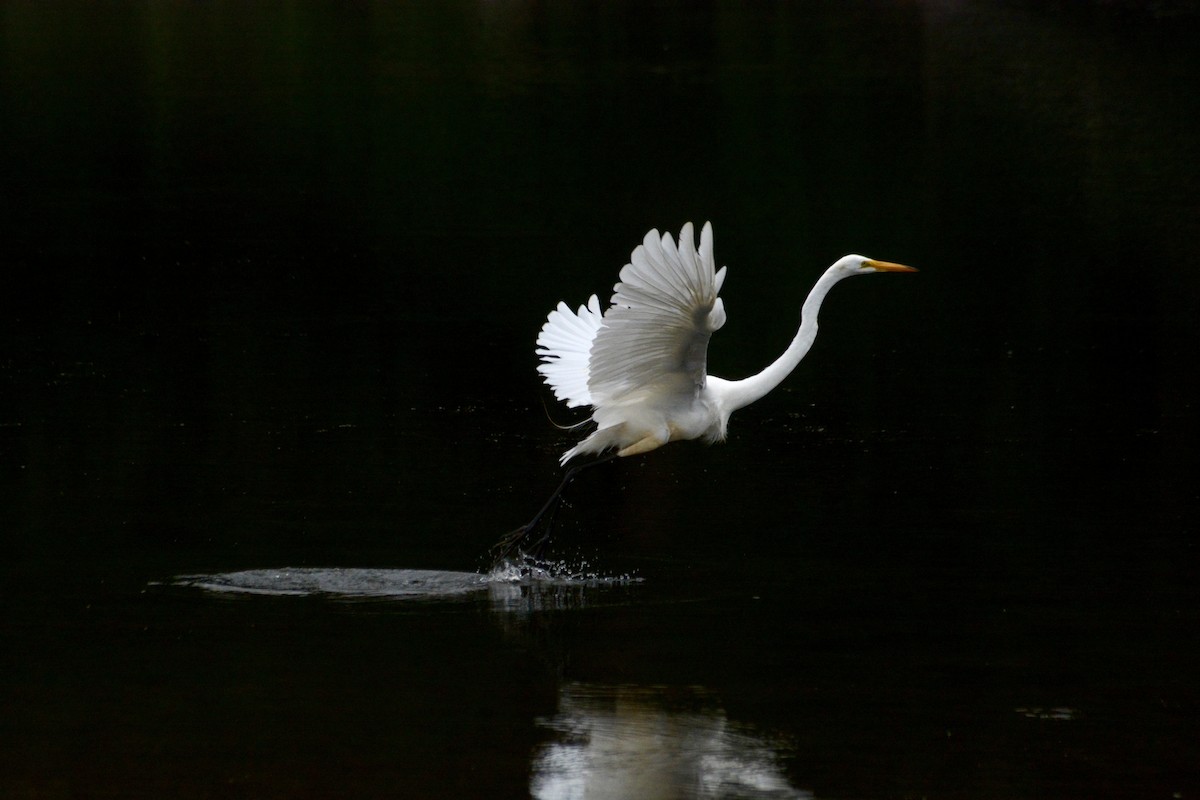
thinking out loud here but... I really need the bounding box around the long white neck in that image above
[715,265,847,414]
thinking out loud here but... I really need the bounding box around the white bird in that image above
[492,221,914,565]
[536,221,916,464]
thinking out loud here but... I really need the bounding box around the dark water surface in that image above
[3,2,1198,798]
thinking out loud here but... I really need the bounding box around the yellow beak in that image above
[864,259,918,273]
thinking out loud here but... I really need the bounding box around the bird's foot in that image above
[489,522,552,572]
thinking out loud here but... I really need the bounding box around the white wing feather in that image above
[536,295,603,407]
[588,222,727,405]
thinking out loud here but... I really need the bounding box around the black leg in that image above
[490,452,619,568]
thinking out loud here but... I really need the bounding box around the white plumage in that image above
[534,222,915,464]
[535,295,603,408]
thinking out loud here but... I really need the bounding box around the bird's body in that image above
[536,222,915,464]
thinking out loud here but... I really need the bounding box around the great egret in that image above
[494,221,915,563]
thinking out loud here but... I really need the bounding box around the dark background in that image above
[2,2,1198,798]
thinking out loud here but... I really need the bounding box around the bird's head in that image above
[834,255,918,276]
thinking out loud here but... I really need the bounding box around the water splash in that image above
[485,552,641,586]
[482,554,643,614]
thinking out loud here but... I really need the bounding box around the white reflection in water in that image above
[532,683,812,800]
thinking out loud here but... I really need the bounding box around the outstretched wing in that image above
[587,222,728,406]
[536,294,604,408]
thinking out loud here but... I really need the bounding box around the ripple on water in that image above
[171,567,489,598]
[168,558,640,602]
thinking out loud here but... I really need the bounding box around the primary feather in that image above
[535,295,603,408]
[590,223,727,404]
